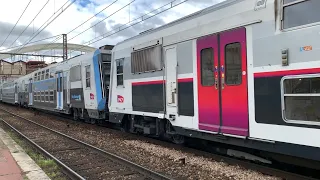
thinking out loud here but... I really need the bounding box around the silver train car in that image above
[0,49,112,123]
[107,0,320,169]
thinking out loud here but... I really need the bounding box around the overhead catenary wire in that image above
[0,35,61,52]
[68,0,189,55]
[15,0,76,54]
[67,0,119,36]
[40,35,62,54]
[68,0,136,42]
[8,0,51,49]
[42,0,120,55]
[0,0,32,47]
[40,35,64,56]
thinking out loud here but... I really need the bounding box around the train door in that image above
[197,27,248,137]
[28,79,33,106]
[14,82,18,103]
[56,72,64,110]
[165,45,178,117]
[66,71,70,105]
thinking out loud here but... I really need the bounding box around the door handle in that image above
[214,77,218,89]
[221,75,225,90]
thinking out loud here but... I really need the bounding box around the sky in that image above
[0,0,225,62]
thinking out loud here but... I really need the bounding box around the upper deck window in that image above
[102,54,111,62]
[131,45,162,74]
[70,65,81,82]
[282,0,320,29]
[45,69,49,79]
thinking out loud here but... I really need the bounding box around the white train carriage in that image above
[108,0,320,167]
[0,49,112,122]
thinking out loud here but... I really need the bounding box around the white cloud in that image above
[0,0,224,62]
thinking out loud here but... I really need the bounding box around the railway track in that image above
[0,108,171,180]
[0,104,319,180]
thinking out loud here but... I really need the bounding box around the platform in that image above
[0,127,50,180]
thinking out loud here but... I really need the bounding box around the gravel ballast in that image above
[0,104,280,180]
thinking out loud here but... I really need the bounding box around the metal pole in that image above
[62,34,67,61]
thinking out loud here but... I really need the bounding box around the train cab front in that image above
[97,47,113,119]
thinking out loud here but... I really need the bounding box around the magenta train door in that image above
[197,27,248,137]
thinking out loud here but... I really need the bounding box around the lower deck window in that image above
[45,91,49,102]
[41,92,45,102]
[282,75,320,124]
[49,91,54,103]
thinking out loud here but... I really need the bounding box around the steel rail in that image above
[4,106,318,180]
[0,107,172,180]
[0,118,85,180]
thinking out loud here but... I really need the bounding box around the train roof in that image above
[115,0,243,46]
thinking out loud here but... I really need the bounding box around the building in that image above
[0,59,47,84]
[12,60,26,75]
[26,61,47,75]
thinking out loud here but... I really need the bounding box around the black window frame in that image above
[281,0,320,30]
[116,58,124,86]
[200,48,214,87]
[85,65,91,88]
[281,74,320,126]
[224,42,242,86]
[45,69,49,79]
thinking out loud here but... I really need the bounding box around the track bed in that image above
[0,109,170,180]
[1,103,316,180]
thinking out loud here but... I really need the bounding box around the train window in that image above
[102,54,111,62]
[282,0,320,29]
[85,65,91,88]
[282,76,320,125]
[45,69,49,79]
[225,43,242,85]
[200,48,214,86]
[70,65,81,82]
[49,91,54,103]
[116,58,124,86]
[131,45,162,74]
[45,91,49,102]
[22,80,25,92]
[41,71,45,80]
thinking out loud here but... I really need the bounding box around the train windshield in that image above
[101,54,111,98]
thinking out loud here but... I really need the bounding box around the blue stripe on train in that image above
[93,50,105,111]
[58,73,61,109]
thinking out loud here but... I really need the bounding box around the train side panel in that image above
[109,0,320,162]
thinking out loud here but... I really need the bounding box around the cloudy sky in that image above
[0,0,224,62]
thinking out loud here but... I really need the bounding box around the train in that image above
[1,0,320,171]
[0,49,112,124]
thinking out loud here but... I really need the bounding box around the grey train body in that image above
[0,49,112,121]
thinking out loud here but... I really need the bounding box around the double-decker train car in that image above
[1,0,320,170]
[0,49,112,123]
[108,0,320,168]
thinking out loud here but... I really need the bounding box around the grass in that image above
[3,126,70,180]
